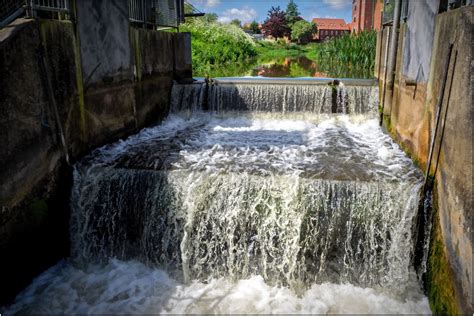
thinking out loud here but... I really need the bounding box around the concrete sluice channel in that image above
[5,78,431,314]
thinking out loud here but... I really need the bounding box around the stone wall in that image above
[0,4,192,303]
[376,4,472,313]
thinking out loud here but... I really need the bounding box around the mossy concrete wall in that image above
[0,12,192,304]
[376,5,472,313]
[75,0,133,84]
[0,19,71,305]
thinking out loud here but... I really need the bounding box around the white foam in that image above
[5,112,430,314]
[166,115,420,182]
[4,260,431,315]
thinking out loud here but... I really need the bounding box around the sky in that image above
[187,0,353,24]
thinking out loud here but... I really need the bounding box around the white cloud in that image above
[322,0,352,10]
[217,6,258,24]
[188,0,221,8]
[205,0,221,8]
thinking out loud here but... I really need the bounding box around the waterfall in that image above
[169,81,206,113]
[170,79,379,115]
[208,84,333,113]
[71,168,421,293]
[68,113,423,294]
[5,81,431,314]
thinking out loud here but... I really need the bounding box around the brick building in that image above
[311,18,350,42]
[350,0,383,33]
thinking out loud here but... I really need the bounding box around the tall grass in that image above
[314,31,376,74]
[180,19,257,75]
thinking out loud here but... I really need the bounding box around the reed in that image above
[315,31,377,75]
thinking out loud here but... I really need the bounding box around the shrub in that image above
[291,20,317,44]
[180,19,257,74]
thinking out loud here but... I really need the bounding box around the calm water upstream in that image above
[194,56,375,79]
[3,81,430,314]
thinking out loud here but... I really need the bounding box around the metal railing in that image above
[129,0,183,28]
[28,0,70,17]
[1,0,25,28]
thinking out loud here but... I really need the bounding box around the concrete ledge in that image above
[210,77,378,86]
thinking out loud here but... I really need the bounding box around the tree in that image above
[203,13,218,24]
[250,20,261,34]
[286,0,301,26]
[183,4,218,25]
[261,6,291,39]
[291,20,317,44]
[184,3,194,15]
[230,19,242,27]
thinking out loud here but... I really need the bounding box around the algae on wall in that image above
[425,188,462,315]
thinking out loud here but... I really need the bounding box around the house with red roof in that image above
[312,18,350,42]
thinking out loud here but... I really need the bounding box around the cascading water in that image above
[169,79,379,115]
[4,80,431,314]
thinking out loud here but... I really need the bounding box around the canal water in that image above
[4,81,431,314]
[194,56,374,79]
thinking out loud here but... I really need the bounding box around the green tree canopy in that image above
[291,20,317,44]
[250,20,261,34]
[286,0,300,26]
[203,13,218,23]
[231,19,242,27]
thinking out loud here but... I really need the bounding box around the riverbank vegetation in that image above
[255,40,315,60]
[183,1,376,78]
[179,19,257,76]
[315,31,376,73]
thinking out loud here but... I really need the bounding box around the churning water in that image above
[4,81,431,314]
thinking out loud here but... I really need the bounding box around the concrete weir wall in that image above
[0,0,192,304]
[377,3,472,313]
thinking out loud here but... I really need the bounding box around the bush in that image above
[276,38,287,46]
[180,19,257,73]
[291,20,316,44]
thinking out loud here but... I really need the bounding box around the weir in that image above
[5,79,431,314]
[171,78,379,114]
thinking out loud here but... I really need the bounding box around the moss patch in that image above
[130,27,142,81]
[425,190,462,315]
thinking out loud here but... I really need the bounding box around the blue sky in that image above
[187,0,352,24]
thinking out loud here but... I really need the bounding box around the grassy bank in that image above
[255,41,315,60]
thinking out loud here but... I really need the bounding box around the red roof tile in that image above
[312,18,349,31]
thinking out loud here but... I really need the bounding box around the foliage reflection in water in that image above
[194,56,375,79]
